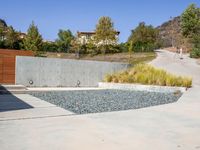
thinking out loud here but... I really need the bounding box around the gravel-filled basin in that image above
[29,89,182,114]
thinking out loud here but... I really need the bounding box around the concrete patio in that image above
[0,50,200,150]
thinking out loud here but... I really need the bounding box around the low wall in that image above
[16,56,129,87]
[98,82,187,93]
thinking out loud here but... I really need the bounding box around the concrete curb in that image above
[98,82,187,93]
[0,85,27,90]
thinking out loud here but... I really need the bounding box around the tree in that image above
[128,41,133,60]
[0,19,23,49]
[41,41,58,52]
[128,22,158,52]
[23,21,43,53]
[181,4,200,38]
[94,16,118,54]
[0,28,5,48]
[70,38,82,59]
[118,42,128,52]
[86,39,98,55]
[56,29,74,52]
[4,26,20,49]
[0,19,7,28]
[0,19,7,48]
[70,36,93,58]
[181,3,200,58]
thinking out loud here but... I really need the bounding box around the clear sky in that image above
[1,0,199,42]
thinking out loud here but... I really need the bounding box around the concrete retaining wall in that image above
[98,82,187,93]
[16,56,129,87]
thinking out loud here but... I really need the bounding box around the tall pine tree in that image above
[56,29,74,52]
[23,21,43,54]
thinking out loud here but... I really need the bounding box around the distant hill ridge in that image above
[157,16,191,51]
[0,19,7,28]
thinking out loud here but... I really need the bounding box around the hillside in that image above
[44,52,156,65]
[0,19,7,28]
[157,16,191,52]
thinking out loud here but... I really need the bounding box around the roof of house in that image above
[77,31,95,36]
[77,31,120,36]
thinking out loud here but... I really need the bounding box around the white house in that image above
[77,31,120,46]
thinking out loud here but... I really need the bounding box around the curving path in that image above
[150,50,200,86]
[0,49,200,150]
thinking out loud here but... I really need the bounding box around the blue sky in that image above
[0,0,199,42]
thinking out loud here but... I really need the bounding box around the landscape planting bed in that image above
[29,89,182,114]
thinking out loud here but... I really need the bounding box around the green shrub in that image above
[190,48,200,58]
[104,64,192,88]
[119,43,128,52]
[128,22,159,52]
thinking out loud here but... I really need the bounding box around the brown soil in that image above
[44,52,156,64]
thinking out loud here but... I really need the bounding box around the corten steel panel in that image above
[0,57,3,83]
[0,49,34,56]
[3,69,15,75]
[3,74,15,81]
[0,49,34,84]
[2,57,15,84]
[3,63,15,67]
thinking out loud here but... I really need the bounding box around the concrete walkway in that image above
[0,50,200,150]
[0,94,74,121]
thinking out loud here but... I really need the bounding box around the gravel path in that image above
[29,89,182,114]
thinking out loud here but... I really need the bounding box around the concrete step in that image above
[0,85,27,94]
[0,90,28,94]
[0,85,27,91]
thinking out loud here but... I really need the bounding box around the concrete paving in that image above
[0,49,200,150]
[0,94,73,121]
[27,87,106,91]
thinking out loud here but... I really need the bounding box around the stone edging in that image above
[98,82,187,93]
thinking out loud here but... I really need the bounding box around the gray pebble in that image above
[29,89,182,114]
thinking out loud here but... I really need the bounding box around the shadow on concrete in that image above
[0,85,33,112]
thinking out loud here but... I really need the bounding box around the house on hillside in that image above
[77,31,120,45]
[1,31,26,40]
[18,32,26,39]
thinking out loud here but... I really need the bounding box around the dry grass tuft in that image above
[104,64,192,88]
